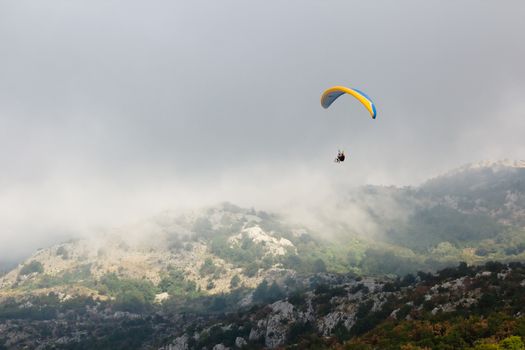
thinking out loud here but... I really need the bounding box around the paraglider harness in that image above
[335,150,345,163]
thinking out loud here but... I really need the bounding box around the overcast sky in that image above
[1,0,524,261]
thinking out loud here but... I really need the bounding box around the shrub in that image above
[206,280,215,290]
[19,261,44,276]
[158,268,197,297]
[230,274,241,289]
[313,258,327,273]
[200,258,218,277]
[56,246,69,259]
[499,335,524,350]
[244,262,259,277]
[98,273,156,312]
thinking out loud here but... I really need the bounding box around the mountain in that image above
[2,261,525,349]
[2,160,525,298]
[157,261,525,350]
[1,160,525,349]
[421,160,525,225]
[0,204,300,300]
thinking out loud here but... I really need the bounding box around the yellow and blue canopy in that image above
[321,86,377,119]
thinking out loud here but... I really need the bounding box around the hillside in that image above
[0,205,299,300]
[2,161,525,299]
[1,160,525,349]
[157,261,525,350]
[2,262,525,349]
[422,160,525,226]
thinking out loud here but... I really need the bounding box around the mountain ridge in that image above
[1,160,525,349]
[2,160,525,301]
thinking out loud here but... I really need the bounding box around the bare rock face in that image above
[212,344,229,350]
[247,302,296,348]
[320,310,354,336]
[159,335,189,350]
[264,301,295,348]
[229,226,296,257]
[234,337,247,348]
[248,319,267,342]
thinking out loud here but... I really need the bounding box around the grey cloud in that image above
[0,0,524,261]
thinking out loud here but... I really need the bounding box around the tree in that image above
[200,258,217,277]
[313,258,327,273]
[244,262,259,277]
[19,261,44,275]
[473,345,499,350]
[499,336,524,350]
[56,246,69,259]
[230,275,241,289]
[253,280,269,303]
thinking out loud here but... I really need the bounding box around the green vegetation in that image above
[98,273,156,312]
[388,206,503,251]
[191,199,525,277]
[19,261,44,276]
[192,217,215,240]
[278,261,525,350]
[166,186,525,279]
[55,246,69,259]
[199,257,220,277]
[252,280,285,304]
[3,260,525,349]
[210,233,267,271]
[20,264,93,290]
[230,274,241,288]
[158,266,199,298]
[344,316,525,350]
[161,287,250,314]
[0,293,96,321]
[281,234,353,274]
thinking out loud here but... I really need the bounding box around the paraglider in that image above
[321,86,377,163]
[321,86,377,119]
[335,150,346,163]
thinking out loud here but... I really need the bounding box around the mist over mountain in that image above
[3,160,525,289]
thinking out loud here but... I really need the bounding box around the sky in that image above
[0,0,524,261]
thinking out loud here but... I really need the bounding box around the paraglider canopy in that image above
[321,86,377,119]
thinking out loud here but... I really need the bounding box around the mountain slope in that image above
[421,160,525,226]
[0,205,298,300]
[1,160,525,349]
[2,262,525,349]
[2,160,525,303]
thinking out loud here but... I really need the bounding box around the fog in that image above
[1,0,524,262]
